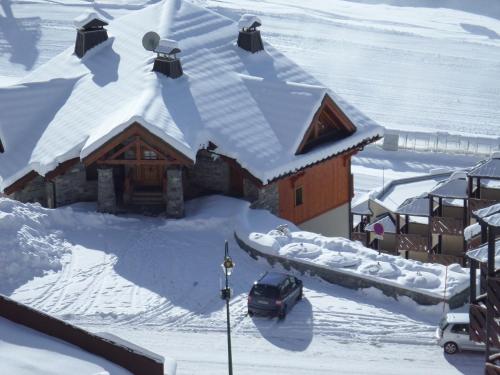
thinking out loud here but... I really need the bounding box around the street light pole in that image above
[221,241,234,375]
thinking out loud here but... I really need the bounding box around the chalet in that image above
[0,0,382,237]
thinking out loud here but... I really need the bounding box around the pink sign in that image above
[374,223,384,236]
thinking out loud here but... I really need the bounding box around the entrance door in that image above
[134,165,164,188]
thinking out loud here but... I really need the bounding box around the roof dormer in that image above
[74,12,109,58]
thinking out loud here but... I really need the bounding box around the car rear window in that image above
[250,284,279,299]
[439,317,448,330]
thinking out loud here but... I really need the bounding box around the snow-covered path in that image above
[3,196,482,374]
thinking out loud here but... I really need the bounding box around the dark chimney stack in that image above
[152,39,183,79]
[74,13,108,58]
[237,14,264,53]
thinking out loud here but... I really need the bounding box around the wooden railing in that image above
[431,216,464,236]
[470,302,488,344]
[352,232,368,245]
[468,235,483,250]
[396,234,428,252]
[486,354,500,375]
[428,253,463,266]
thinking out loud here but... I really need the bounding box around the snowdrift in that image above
[235,224,470,306]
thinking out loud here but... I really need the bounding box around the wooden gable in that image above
[82,122,193,167]
[296,94,356,155]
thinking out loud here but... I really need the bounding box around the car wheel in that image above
[444,342,458,354]
[278,306,287,320]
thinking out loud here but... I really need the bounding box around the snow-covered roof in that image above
[429,177,468,199]
[365,214,396,234]
[467,240,500,268]
[73,12,107,29]
[351,200,371,215]
[0,317,131,375]
[468,157,500,179]
[471,203,500,228]
[238,14,262,30]
[445,313,469,324]
[396,196,429,217]
[473,202,500,220]
[0,0,383,192]
[464,222,481,241]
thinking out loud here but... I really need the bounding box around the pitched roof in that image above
[395,196,429,217]
[0,0,383,192]
[351,200,371,215]
[429,172,468,199]
[468,155,500,179]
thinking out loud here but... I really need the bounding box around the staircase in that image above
[127,190,165,216]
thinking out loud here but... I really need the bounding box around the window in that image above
[143,150,157,160]
[295,186,303,206]
[451,324,469,335]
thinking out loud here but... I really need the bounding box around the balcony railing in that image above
[428,253,464,266]
[396,234,428,252]
[467,234,483,250]
[469,198,499,214]
[431,216,464,236]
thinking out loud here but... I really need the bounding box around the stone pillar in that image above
[45,181,55,208]
[166,167,184,218]
[97,167,116,213]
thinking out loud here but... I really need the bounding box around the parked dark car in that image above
[247,272,303,319]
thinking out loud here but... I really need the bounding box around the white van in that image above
[436,313,485,354]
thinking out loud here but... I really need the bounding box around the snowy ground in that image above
[1,196,483,374]
[1,0,499,136]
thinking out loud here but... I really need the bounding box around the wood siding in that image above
[278,154,351,224]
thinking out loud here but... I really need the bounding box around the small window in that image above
[143,150,157,160]
[451,324,469,335]
[295,186,303,206]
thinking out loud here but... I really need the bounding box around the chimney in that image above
[152,39,183,79]
[237,14,264,53]
[74,12,108,58]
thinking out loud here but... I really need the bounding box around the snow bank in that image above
[0,199,71,292]
[243,225,469,298]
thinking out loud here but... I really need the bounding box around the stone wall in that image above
[54,163,97,206]
[235,232,469,309]
[185,150,230,196]
[8,162,97,208]
[10,175,47,206]
[166,167,184,218]
[97,167,116,213]
[250,182,279,216]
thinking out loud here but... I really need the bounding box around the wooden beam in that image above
[97,159,171,165]
[83,122,193,166]
[106,139,138,161]
[3,170,39,195]
[138,139,170,161]
[45,158,80,181]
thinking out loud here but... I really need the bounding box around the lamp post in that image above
[221,240,234,375]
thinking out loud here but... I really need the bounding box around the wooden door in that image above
[135,165,163,187]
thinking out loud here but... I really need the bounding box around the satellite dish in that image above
[142,31,160,51]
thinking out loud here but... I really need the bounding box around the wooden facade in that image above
[278,154,351,224]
